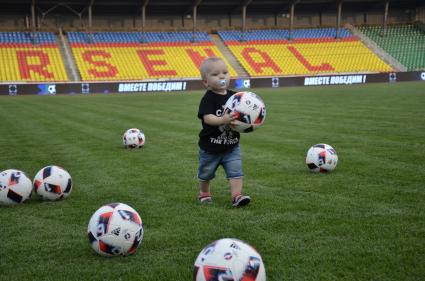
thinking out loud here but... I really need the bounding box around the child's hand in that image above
[222,111,237,125]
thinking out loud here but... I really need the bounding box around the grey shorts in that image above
[197,144,243,181]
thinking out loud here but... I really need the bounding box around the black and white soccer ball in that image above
[33,165,72,200]
[123,128,145,148]
[306,143,338,173]
[194,238,266,281]
[0,169,32,205]
[87,202,144,257]
[224,92,266,133]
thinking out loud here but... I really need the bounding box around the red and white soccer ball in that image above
[224,92,266,133]
[87,202,144,257]
[0,169,32,205]
[33,165,73,200]
[194,238,266,281]
[123,128,145,149]
[306,143,338,173]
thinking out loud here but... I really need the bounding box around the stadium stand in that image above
[67,31,237,81]
[0,32,68,82]
[1,0,422,83]
[358,25,425,71]
[218,28,393,76]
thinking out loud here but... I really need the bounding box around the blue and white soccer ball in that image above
[194,238,266,281]
[0,169,33,205]
[123,128,145,149]
[33,165,73,200]
[306,143,338,173]
[224,92,266,133]
[87,202,144,257]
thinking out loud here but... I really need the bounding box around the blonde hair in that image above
[200,56,224,80]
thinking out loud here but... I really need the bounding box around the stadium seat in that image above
[68,31,236,81]
[0,32,67,82]
[218,28,393,76]
[358,25,425,71]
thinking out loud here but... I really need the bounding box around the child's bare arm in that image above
[203,112,236,126]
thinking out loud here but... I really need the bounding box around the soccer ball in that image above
[0,169,32,205]
[33,166,73,200]
[306,144,338,173]
[194,238,266,281]
[224,92,266,133]
[87,202,144,257]
[123,128,145,148]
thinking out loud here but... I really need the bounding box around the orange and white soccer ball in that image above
[33,165,72,200]
[194,238,266,281]
[0,169,32,205]
[87,202,144,257]
[224,92,266,133]
[306,143,338,172]
[123,128,145,148]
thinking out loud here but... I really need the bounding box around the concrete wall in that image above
[416,5,425,21]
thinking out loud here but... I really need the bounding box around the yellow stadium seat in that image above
[226,38,392,76]
[0,45,67,81]
[70,43,237,81]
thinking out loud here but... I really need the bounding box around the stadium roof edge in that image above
[0,0,422,15]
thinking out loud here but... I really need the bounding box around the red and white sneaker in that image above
[198,193,212,204]
[232,194,251,207]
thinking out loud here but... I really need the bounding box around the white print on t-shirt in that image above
[209,106,238,145]
[209,133,238,145]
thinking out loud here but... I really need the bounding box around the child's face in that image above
[203,60,230,93]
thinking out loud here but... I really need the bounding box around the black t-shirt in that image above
[198,89,240,153]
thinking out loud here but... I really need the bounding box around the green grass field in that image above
[0,81,424,281]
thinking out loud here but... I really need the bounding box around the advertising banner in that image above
[1,71,424,96]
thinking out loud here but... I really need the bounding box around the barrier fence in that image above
[1,71,424,96]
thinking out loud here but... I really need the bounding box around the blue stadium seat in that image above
[67,31,212,44]
[218,28,352,42]
[0,32,56,44]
